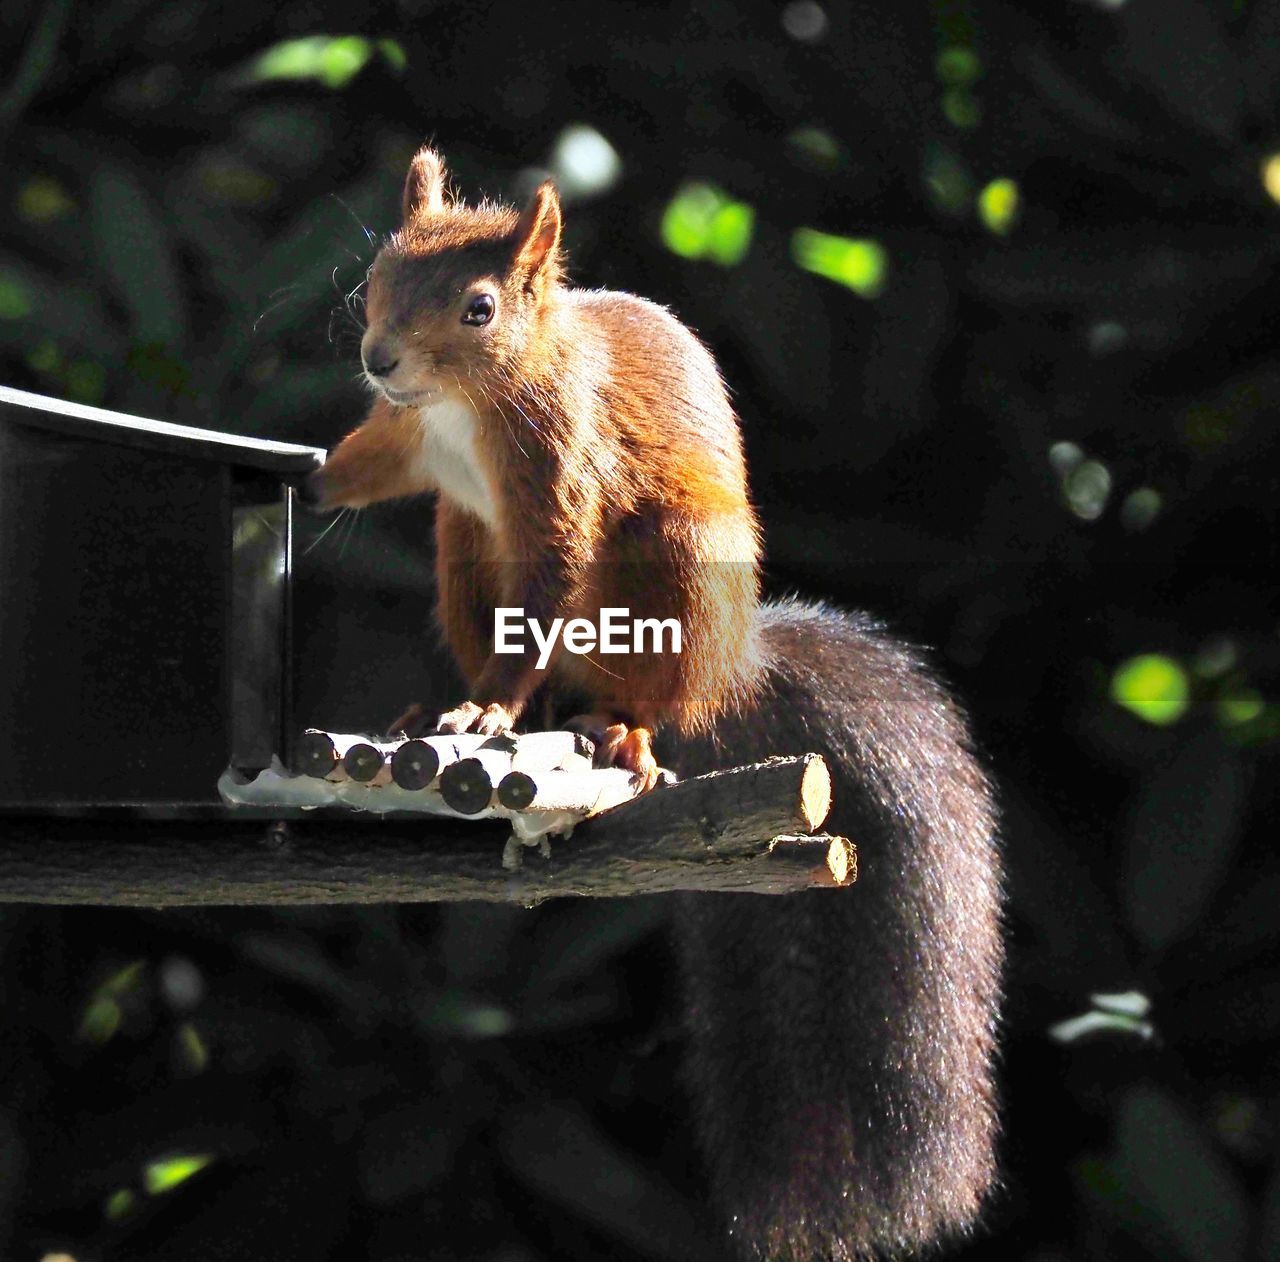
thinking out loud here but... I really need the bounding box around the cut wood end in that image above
[798,755,832,831]
[826,836,857,885]
[296,730,339,778]
[343,742,385,783]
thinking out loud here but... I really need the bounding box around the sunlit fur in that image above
[310,149,1002,1262]
[313,148,762,734]
[672,599,1002,1262]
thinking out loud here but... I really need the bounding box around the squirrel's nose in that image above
[296,467,329,512]
[361,336,399,379]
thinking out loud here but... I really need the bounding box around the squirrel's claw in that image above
[389,700,519,737]
[567,715,660,791]
[604,724,660,791]
[436,700,517,736]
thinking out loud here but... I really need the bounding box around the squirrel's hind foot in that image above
[564,714,660,791]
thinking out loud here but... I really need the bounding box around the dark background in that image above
[2,1,1279,1259]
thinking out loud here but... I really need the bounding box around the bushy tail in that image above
[672,598,1002,1261]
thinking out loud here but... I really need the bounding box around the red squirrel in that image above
[303,148,1002,1261]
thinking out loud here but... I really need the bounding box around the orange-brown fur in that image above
[307,147,1002,1262]
[312,148,762,748]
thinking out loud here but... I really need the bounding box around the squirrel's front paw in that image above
[436,700,517,736]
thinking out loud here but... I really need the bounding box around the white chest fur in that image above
[415,395,497,527]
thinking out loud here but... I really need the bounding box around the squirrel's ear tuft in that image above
[512,181,563,283]
[403,147,447,222]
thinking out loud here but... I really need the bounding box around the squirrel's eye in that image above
[461,294,495,326]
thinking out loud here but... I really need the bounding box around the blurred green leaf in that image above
[421,991,513,1038]
[177,1022,209,1074]
[193,154,280,207]
[661,183,754,266]
[63,359,107,404]
[1111,654,1189,726]
[662,184,719,257]
[25,339,57,372]
[318,37,373,87]
[144,1153,213,1194]
[923,144,972,215]
[15,174,75,223]
[242,35,399,90]
[104,1187,136,1220]
[78,996,122,1044]
[706,202,754,265]
[0,273,32,319]
[78,959,146,1042]
[1123,730,1248,951]
[126,341,192,399]
[89,166,186,348]
[942,87,981,129]
[792,229,887,297]
[1192,639,1237,679]
[377,39,407,72]
[1217,686,1264,727]
[1121,486,1162,530]
[936,46,980,86]
[977,177,1019,235]
[787,126,842,169]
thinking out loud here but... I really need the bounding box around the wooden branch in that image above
[0,755,854,906]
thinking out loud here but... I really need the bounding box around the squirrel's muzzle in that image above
[296,467,332,512]
[361,333,400,380]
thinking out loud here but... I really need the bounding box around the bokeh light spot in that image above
[977,177,1019,234]
[17,176,75,223]
[0,274,32,320]
[1261,153,1280,204]
[792,229,887,297]
[1218,688,1265,727]
[661,184,755,266]
[781,1,827,42]
[243,36,402,90]
[1064,459,1112,520]
[550,125,622,199]
[1111,654,1190,726]
[1121,486,1162,530]
[145,1154,213,1195]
